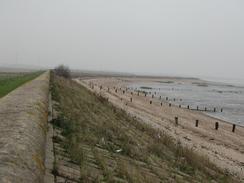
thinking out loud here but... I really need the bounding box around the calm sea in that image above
[129,78,244,126]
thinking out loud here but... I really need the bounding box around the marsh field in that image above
[50,73,240,182]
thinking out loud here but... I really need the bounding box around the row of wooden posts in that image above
[95,84,237,133]
[98,85,223,112]
[94,84,225,112]
[130,96,222,113]
[174,117,237,133]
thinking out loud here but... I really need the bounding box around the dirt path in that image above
[76,77,244,181]
[0,71,50,183]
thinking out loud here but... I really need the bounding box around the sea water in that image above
[129,79,244,126]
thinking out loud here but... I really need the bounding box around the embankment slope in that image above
[77,77,244,181]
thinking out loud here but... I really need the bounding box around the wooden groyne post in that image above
[195,120,199,127]
[130,97,132,102]
[175,117,178,125]
[150,100,152,104]
[232,124,236,133]
[169,103,171,107]
[215,122,219,130]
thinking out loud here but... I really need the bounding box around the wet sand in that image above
[75,77,244,181]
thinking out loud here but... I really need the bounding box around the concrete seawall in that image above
[0,71,50,183]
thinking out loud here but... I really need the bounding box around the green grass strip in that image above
[0,71,44,98]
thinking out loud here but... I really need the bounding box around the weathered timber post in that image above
[108,88,110,92]
[145,93,147,97]
[232,124,236,133]
[161,102,162,106]
[221,108,223,112]
[205,107,207,111]
[195,120,199,127]
[131,92,133,95]
[130,98,132,102]
[175,117,178,125]
[197,106,199,111]
[137,91,139,96]
[169,103,171,107]
[152,95,154,98]
[179,105,181,108]
[150,100,152,104]
[214,108,216,112]
[215,122,219,130]
[123,90,125,94]
[187,105,190,109]
[115,89,117,93]
[166,97,168,101]
[173,98,176,101]
[159,96,161,99]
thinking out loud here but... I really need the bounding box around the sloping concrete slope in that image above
[0,71,50,183]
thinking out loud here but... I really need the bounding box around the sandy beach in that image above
[76,76,244,181]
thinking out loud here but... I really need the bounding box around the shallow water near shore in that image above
[129,79,244,126]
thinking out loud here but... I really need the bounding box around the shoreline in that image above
[204,112,244,128]
[126,78,244,127]
[75,76,244,181]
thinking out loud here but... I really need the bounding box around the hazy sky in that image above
[0,0,244,79]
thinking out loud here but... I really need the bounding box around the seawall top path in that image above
[0,71,50,183]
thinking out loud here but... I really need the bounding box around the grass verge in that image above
[0,71,43,98]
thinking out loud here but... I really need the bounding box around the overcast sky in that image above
[0,0,243,79]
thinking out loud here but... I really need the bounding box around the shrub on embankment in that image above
[53,65,71,79]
